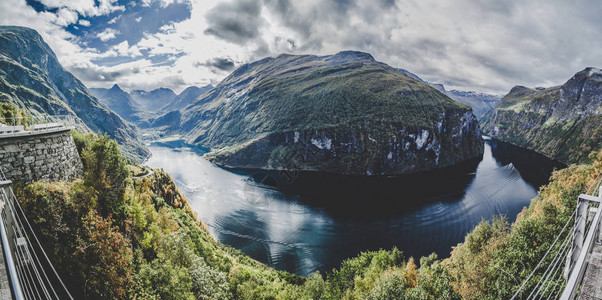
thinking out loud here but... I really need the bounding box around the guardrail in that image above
[510,174,602,300]
[560,176,602,299]
[0,115,77,136]
[0,168,73,299]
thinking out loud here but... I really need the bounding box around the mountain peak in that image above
[110,84,123,91]
[334,50,375,61]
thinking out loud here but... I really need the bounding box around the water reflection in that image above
[145,138,563,276]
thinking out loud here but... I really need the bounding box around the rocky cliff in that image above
[176,51,483,175]
[0,26,148,161]
[481,67,602,163]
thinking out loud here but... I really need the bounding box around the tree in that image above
[76,212,133,299]
[82,135,129,223]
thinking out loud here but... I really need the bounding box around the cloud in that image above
[112,40,143,57]
[96,28,119,41]
[3,0,602,95]
[203,0,264,45]
[198,57,236,71]
[38,0,125,17]
[78,19,91,26]
[107,15,121,24]
[135,16,142,22]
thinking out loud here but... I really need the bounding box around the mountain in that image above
[89,84,145,124]
[162,85,213,111]
[396,68,500,118]
[173,51,483,175]
[0,26,148,161]
[480,67,602,164]
[446,90,501,119]
[130,87,176,112]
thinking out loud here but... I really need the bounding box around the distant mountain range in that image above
[90,84,213,128]
[397,68,501,118]
[0,26,148,161]
[163,85,213,111]
[481,67,602,164]
[129,88,177,112]
[89,84,144,124]
[168,51,483,175]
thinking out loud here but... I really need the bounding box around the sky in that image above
[0,0,601,94]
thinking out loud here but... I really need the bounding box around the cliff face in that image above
[178,51,483,175]
[481,67,602,163]
[0,26,148,161]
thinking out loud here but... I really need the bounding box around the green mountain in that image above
[0,26,148,161]
[481,67,602,164]
[174,51,483,175]
[396,69,501,119]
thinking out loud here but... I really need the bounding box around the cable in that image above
[510,207,577,299]
[9,187,73,299]
[530,229,573,299]
[6,188,60,299]
[526,215,574,299]
[4,188,51,299]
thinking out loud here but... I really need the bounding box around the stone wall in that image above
[0,128,83,183]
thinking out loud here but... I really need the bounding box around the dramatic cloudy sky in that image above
[1,0,601,94]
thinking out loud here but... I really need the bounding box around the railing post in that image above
[565,200,587,279]
[0,185,24,299]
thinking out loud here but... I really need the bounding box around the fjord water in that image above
[145,138,563,276]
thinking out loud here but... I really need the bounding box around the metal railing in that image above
[510,174,602,300]
[0,169,73,299]
[0,115,77,136]
[560,175,602,299]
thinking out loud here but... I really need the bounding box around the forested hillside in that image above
[15,131,601,299]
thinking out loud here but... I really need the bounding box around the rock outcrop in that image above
[175,51,483,175]
[481,67,602,163]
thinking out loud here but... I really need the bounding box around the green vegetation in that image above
[481,69,602,164]
[16,131,602,299]
[0,102,31,127]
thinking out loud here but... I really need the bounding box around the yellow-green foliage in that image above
[0,102,31,127]
[15,129,602,299]
[445,149,602,300]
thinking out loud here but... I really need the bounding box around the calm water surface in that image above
[145,138,564,276]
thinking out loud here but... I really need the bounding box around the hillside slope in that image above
[0,26,148,161]
[176,51,483,175]
[481,67,602,164]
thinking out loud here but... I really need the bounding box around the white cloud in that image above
[78,19,91,26]
[53,8,79,26]
[96,28,119,41]
[135,16,142,22]
[39,0,124,17]
[112,40,143,57]
[107,15,121,24]
[2,0,602,95]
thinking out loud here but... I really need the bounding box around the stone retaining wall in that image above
[0,128,83,183]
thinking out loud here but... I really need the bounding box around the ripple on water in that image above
[145,139,560,276]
